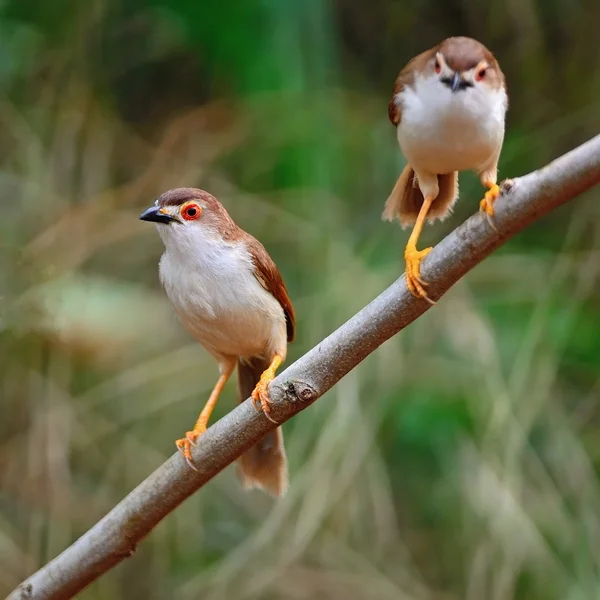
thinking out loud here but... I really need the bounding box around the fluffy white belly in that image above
[158,242,285,360]
[397,75,506,175]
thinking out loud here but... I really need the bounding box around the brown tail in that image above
[236,356,288,497]
[382,164,459,228]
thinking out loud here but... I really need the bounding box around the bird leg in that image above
[251,354,283,423]
[176,366,234,469]
[479,179,501,227]
[404,195,435,304]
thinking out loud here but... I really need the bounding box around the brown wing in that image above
[388,45,439,126]
[245,235,295,343]
[388,98,401,126]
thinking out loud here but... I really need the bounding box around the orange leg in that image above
[176,366,234,469]
[251,354,283,423]
[479,179,501,224]
[404,195,436,304]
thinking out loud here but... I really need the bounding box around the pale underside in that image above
[396,72,507,198]
[157,224,287,368]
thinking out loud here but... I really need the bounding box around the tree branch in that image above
[9,134,600,600]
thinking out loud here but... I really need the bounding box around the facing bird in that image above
[140,188,295,497]
[383,36,508,302]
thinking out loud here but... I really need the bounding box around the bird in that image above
[383,36,508,302]
[139,188,295,497]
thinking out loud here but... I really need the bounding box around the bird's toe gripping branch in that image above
[251,355,283,424]
[175,428,207,470]
[404,245,434,302]
[479,180,501,230]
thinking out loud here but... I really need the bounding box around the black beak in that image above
[441,71,473,93]
[450,72,461,92]
[440,72,473,93]
[139,206,180,224]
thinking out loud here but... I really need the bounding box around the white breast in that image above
[157,225,286,361]
[396,74,507,175]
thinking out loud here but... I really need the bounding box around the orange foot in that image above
[404,245,435,305]
[479,182,501,230]
[252,378,277,423]
[175,425,206,470]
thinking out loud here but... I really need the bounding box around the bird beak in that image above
[139,206,180,224]
[450,72,461,93]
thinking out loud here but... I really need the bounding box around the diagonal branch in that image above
[9,134,600,600]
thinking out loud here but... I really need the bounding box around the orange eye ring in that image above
[434,59,441,74]
[475,67,487,81]
[181,201,202,221]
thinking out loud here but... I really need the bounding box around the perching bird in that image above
[383,36,508,301]
[140,188,295,497]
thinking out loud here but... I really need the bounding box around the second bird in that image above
[383,36,508,302]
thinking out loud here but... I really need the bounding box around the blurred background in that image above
[1,0,600,598]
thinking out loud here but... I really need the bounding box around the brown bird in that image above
[140,188,295,497]
[383,36,508,302]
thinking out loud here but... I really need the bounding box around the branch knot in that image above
[282,380,318,403]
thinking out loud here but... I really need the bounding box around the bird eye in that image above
[181,202,202,221]
[434,59,441,74]
[476,67,487,81]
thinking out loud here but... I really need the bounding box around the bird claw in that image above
[251,380,279,424]
[479,184,500,231]
[176,427,206,470]
[485,211,498,233]
[185,456,199,472]
[404,246,436,304]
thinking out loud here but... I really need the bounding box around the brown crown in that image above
[437,37,497,73]
[157,187,219,208]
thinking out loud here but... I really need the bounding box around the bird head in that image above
[429,36,505,95]
[139,187,238,251]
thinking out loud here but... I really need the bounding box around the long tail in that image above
[236,356,288,497]
[382,164,459,228]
